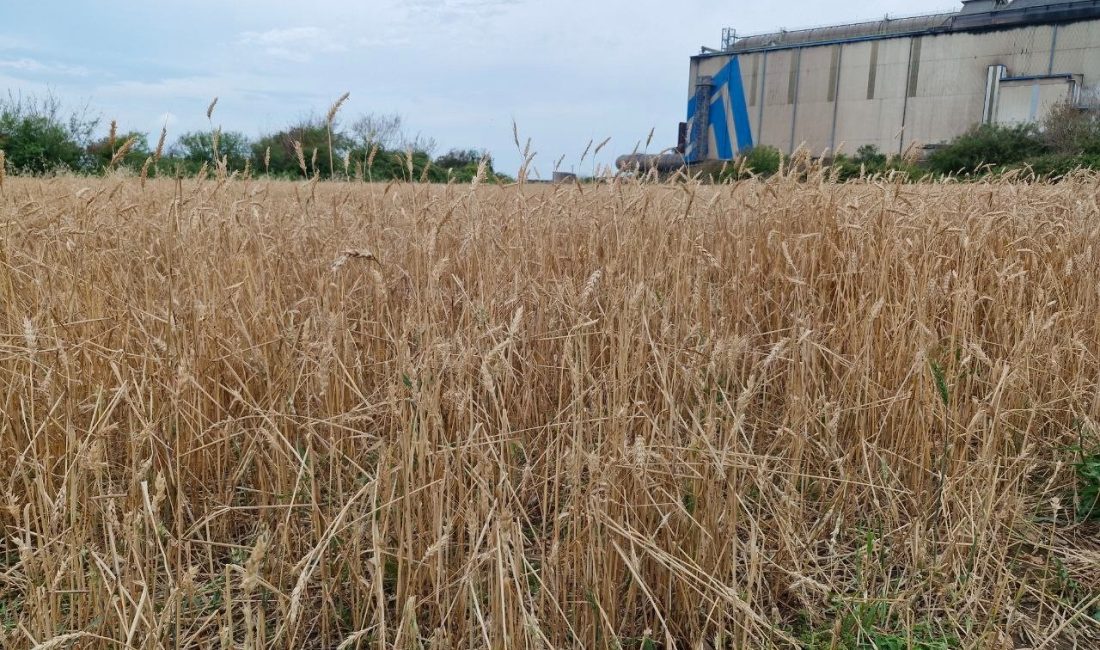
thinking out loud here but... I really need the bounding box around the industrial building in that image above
[683,0,1100,163]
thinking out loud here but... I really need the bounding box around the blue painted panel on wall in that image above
[686,56,756,160]
[724,57,755,152]
[711,95,733,159]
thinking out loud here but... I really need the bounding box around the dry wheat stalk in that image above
[30,632,94,650]
[154,126,167,162]
[367,143,378,171]
[211,127,221,161]
[326,92,350,127]
[139,157,153,188]
[1,172,1098,648]
[326,92,350,178]
[294,141,307,176]
[109,136,137,168]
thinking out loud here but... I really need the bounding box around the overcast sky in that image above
[0,0,960,176]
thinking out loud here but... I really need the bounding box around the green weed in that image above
[1074,446,1100,520]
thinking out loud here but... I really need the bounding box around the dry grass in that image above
[0,171,1099,649]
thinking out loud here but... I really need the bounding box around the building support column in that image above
[828,44,844,156]
[1048,24,1060,76]
[898,37,922,155]
[788,48,803,155]
[982,64,1007,125]
[756,51,768,150]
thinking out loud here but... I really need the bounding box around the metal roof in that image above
[715,0,1100,56]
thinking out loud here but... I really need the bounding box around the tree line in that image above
[0,93,510,183]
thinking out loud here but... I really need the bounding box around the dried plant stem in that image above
[0,171,1096,648]
[326,92,350,179]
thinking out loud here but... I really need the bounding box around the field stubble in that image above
[0,172,1099,648]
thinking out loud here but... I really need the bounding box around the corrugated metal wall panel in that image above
[759,50,797,154]
[831,38,911,154]
[904,25,1054,146]
[729,13,954,52]
[1051,20,1100,91]
[744,52,765,140]
[791,47,837,153]
[904,32,988,146]
[996,78,1076,124]
[1008,24,1056,76]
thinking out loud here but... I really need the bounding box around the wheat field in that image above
[0,170,1098,649]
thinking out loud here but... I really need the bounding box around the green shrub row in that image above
[0,94,509,183]
[730,101,1100,181]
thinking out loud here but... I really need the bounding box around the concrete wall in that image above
[832,39,911,155]
[904,26,1055,149]
[687,17,1100,160]
[1052,20,1100,93]
[758,49,797,154]
[996,77,1077,124]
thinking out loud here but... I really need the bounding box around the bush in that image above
[435,148,483,170]
[1013,152,1100,178]
[0,93,98,174]
[831,145,889,180]
[252,117,352,178]
[854,144,887,168]
[168,130,252,175]
[926,124,1047,176]
[1021,153,1084,178]
[739,145,782,177]
[434,149,505,183]
[87,131,150,172]
[1043,100,1100,156]
[347,147,443,182]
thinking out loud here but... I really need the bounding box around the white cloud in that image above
[94,74,329,123]
[357,35,413,49]
[102,75,234,100]
[0,57,89,77]
[0,72,51,97]
[404,0,524,17]
[239,27,347,62]
[240,27,326,46]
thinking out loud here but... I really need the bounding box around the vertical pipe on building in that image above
[898,37,921,156]
[828,45,844,156]
[749,54,760,107]
[990,66,998,125]
[1048,24,1060,75]
[756,51,769,148]
[983,65,1006,124]
[788,48,803,156]
[991,66,1004,122]
[867,42,879,100]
